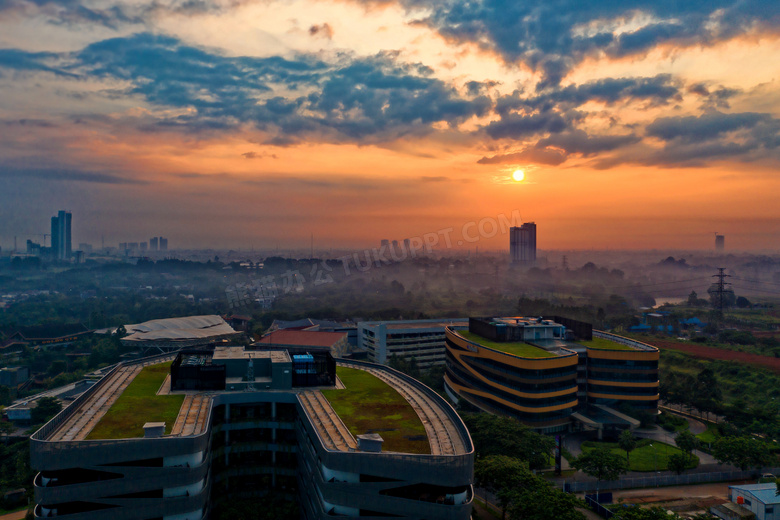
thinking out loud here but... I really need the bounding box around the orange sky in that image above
[1,0,780,251]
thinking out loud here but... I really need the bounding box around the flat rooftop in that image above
[457,330,558,358]
[576,337,635,350]
[212,346,290,362]
[361,319,468,330]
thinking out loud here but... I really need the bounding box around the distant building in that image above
[0,366,29,387]
[716,234,725,251]
[26,239,41,255]
[78,243,92,254]
[268,318,358,347]
[380,239,390,247]
[149,237,159,251]
[510,222,536,264]
[255,329,350,358]
[1,323,91,349]
[139,242,147,252]
[358,319,468,368]
[50,210,72,261]
[159,237,168,251]
[119,315,241,355]
[722,483,780,520]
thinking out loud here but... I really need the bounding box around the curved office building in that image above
[585,331,659,411]
[444,317,659,434]
[444,318,579,433]
[30,348,473,520]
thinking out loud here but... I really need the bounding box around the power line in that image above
[731,276,780,287]
[603,277,711,290]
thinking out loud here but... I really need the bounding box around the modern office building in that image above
[444,317,659,434]
[715,234,725,251]
[30,347,473,520]
[160,237,168,251]
[358,319,468,369]
[150,237,159,251]
[509,223,536,264]
[51,210,72,261]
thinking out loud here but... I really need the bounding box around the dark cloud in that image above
[409,0,780,87]
[0,164,147,184]
[646,111,775,143]
[47,33,489,144]
[536,130,640,156]
[477,148,567,166]
[309,23,334,39]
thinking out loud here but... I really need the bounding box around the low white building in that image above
[726,483,780,520]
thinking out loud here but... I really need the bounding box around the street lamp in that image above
[649,443,658,486]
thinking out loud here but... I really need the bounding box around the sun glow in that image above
[512,169,525,182]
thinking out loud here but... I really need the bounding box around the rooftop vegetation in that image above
[321,367,430,455]
[578,337,634,350]
[457,330,554,358]
[86,362,184,440]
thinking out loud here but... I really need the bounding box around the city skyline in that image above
[1,1,780,250]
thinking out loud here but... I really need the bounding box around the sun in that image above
[512,169,525,182]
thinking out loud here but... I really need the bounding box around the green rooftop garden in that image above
[578,337,634,350]
[86,362,185,440]
[321,367,430,454]
[457,330,553,358]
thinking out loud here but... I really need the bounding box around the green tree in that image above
[0,420,15,442]
[713,436,770,471]
[476,455,584,520]
[618,430,638,465]
[573,447,628,500]
[464,414,555,471]
[668,453,689,475]
[675,430,699,464]
[31,396,62,425]
[693,368,722,420]
[0,385,12,406]
[475,455,533,519]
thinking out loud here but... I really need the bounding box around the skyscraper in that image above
[159,237,168,251]
[50,210,72,261]
[149,237,159,251]
[510,222,536,264]
[715,234,725,251]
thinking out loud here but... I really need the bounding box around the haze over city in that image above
[1,0,780,250]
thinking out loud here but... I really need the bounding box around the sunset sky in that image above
[1,0,780,251]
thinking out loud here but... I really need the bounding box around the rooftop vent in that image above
[143,422,166,438]
[357,433,384,453]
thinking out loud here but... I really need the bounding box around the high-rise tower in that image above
[50,210,72,261]
[510,222,536,264]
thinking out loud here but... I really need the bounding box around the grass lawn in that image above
[696,424,720,445]
[321,367,430,454]
[581,439,698,472]
[579,337,634,350]
[458,330,553,358]
[86,363,184,440]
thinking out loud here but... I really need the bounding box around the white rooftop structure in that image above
[121,315,240,353]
